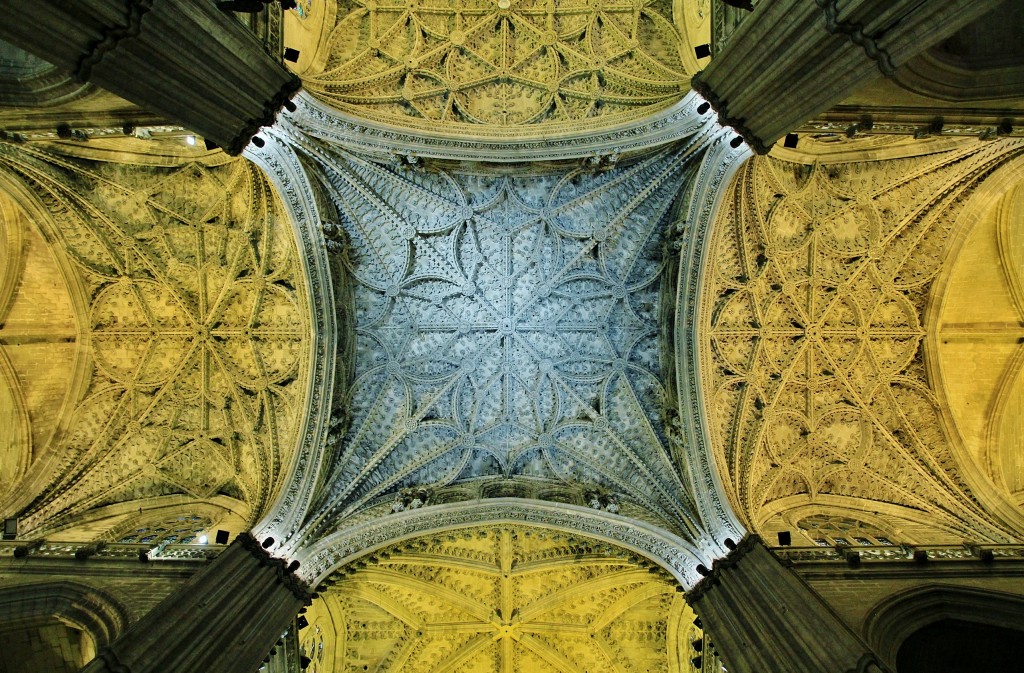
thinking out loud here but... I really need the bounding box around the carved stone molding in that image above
[295,498,710,587]
[244,134,341,549]
[672,124,751,550]
[285,89,711,162]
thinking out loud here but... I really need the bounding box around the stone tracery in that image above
[702,140,1024,542]
[0,143,312,535]
[296,143,704,541]
[305,0,690,135]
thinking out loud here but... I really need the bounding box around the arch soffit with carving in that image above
[0,581,131,648]
[246,131,342,547]
[672,125,752,545]
[294,498,712,589]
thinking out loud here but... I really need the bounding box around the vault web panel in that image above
[319,147,696,530]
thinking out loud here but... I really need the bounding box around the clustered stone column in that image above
[692,0,1006,153]
[686,536,889,673]
[0,0,299,154]
[80,534,310,673]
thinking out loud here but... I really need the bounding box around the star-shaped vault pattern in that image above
[308,145,700,537]
[300,526,701,673]
[306,0,689,133]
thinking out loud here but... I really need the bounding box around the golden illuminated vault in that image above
[305,0,691,134]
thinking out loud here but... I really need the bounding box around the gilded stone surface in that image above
[305,0,690,136]
[0,143,311,536]
[701,141,1024,541]
[300,525,702,673]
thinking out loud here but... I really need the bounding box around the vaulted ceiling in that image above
[0,140,313,539]
[300,525,700,673]
[303,0,697,135]
[0,1,1023,671]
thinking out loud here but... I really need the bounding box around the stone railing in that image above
[772,544,1024,564]
[0,540,227,562]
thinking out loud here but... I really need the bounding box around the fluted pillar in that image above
[0,0,299,154]
[79,534,310,673]
[686,536,889,673]
[693,0,1005,153]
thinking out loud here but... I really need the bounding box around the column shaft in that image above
[694,0,1005,153]
[686,536,888,673]
[0,0,299,154]
[79,534,310,673]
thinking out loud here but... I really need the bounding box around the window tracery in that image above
[114,514,211,545]
[796,515,895,547]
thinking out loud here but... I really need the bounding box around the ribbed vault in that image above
[300,525,703,673]
[0,141,313,537]
[701,139,1024,543]
[292,141,706,544]
[303,0,692,137]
